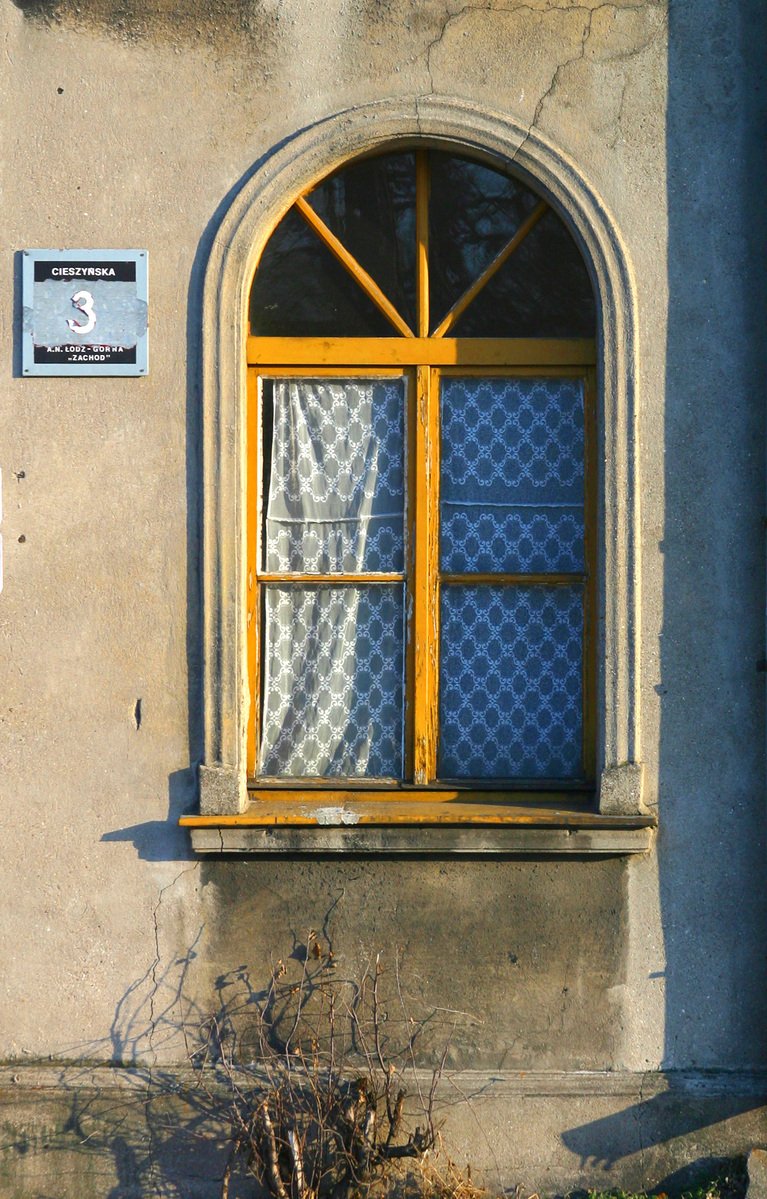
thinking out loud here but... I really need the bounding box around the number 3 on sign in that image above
[67,289,96,336]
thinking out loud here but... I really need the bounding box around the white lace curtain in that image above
[258,378,406,778]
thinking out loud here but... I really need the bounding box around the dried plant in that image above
[187,934,453,1199]
[411,1150,490,1199]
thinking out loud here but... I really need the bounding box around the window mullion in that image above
[412,363,439,783]
[416,149,430,338]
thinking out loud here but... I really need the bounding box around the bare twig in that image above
[183,938,467,1199]
[259,1099,289,1199]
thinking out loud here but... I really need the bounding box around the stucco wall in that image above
[1,0,765,1193]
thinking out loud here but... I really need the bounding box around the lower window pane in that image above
[439,585,583,780]
[259,585,404,778]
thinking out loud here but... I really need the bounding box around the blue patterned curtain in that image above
[439,377,585,779]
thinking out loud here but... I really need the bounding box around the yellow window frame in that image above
[246,343,597,807]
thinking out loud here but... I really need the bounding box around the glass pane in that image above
[251,149,595,338]
[259,584,405,778]
[451,208,596,337]
[249,206,395,337]
[439,585,583,779]
[307,151,416,333]
[263,377,405,574]
[440,377,585,573]
[429,151,542,331]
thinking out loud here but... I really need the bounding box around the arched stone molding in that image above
[198,96,643,816]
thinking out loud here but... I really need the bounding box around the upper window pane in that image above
[249,206,395,337]
[450,210,595,337]
[250,148,595,340]
[262,377,406,574]
[429,151,594,337]
[429,152,540,326]
[440,376,585,574]
[306,151,417,333]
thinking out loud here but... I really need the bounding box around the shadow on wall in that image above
[5,931,481,1198]
[563,0,767,1175]
[561,1084,766,1179]
[98,127,299,865]
[657,0,767,1072]
[7,938,248,1197]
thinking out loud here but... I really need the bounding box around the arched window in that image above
[246,149,597,798]
[183,102,650,850]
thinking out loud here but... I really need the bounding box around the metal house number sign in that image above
[22,249,148,376]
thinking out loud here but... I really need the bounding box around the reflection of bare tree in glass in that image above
[312,152,417,333]
[250,149,596,341]
[428,153,595,338]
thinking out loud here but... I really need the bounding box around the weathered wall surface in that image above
[1,0,766,1193]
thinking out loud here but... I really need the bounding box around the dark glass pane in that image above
[249,206,395,337]
[307,151,416,333]
[439,585,583,780]
[440,376,585,574]
[452,208,596,337]
[429,151,541,331]
[252,149,595,338]
[259,584,405,778]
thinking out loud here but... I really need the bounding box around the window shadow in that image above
[657,0,767,1076]
[563,0,767,1178]
[561,1083,766,1172]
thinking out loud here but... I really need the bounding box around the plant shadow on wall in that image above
[49,932,483,1199]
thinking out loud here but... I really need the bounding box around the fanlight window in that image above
[246,148,597,797]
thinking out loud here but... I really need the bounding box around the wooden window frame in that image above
[245,346,598,809]
[240,149,599,807]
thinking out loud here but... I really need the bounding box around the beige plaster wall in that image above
[0,0,765,1190]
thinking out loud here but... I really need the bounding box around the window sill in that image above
[179,795,655,855]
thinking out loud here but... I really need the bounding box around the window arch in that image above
[187,99,647,849]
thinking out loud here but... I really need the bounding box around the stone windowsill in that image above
[180,794,655,855]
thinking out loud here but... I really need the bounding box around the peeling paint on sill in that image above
[310,806,362,826]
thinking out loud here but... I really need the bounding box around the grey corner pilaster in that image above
[199,764,248,816]
[599,763,647,817]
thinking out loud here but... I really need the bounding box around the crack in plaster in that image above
[420,0,666,168]
[422,0,665,93]
[144,861,200,1189]
[525,5,598,139]
[608,76,629,148]
[148,863,200,1060]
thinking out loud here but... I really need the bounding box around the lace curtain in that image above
[257,374,585,782]
[258,378,406,778]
